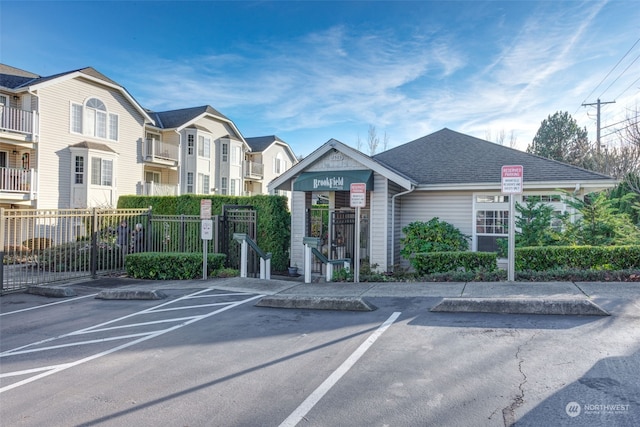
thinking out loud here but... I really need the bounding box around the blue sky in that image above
[2,1,639,156]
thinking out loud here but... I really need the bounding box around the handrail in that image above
[233,233,271,280]
[233,233,271,260]
[311,247,350,265]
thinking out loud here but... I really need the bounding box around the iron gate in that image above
[1,208,149,293]
[218,205,257,274]
[306,207,370,273]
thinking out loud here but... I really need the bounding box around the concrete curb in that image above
[430,298,610,316]
[256,295,377,311]
[95,290,168,300]
[27,286,77,298]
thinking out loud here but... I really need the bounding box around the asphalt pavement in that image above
[34,275,639,316]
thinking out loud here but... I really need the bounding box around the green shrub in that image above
[515,245,640,271]
[125,252,226,280]
[400,218,470,261]
[118,194,290,271]
[413,251,497,275]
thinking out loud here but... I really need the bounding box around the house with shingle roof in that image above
[244,135,297,199]
[269,128,616,272]
[144,105,250,197]
[0,63,296,209]
[0,64,154,208]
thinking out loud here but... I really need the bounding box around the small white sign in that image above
[350,182,366,208]
[201,219,213,240]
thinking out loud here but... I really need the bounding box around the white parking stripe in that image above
[0,293,98,316]
[1,287,216,355]
[279,311,402,427]
[0,292,263,393]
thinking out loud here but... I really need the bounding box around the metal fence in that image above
[1,208,149,293]
[1,206,258,294]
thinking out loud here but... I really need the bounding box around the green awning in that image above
[293,170,374,191]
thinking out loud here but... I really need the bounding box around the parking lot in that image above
[1,278,639,426]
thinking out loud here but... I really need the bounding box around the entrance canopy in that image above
[293,170,374,191]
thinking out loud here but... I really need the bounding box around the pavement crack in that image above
[502,331,539,427]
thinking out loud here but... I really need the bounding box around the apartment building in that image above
[0,64,296,210]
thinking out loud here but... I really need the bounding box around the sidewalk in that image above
[121,276,640,301]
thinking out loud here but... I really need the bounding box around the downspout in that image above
[27,89,39,207]
[390,185,415,270]
[175,129,182,195]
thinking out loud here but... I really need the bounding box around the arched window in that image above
[70,97,119,141]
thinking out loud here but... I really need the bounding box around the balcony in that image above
[0,105,38,142]
[243,160,264,180]
[143,138,179,166]
[0,167,38,200]
[141,181,179,196]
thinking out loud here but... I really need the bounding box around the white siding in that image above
[290,190,307,268]
[369,173,389,272]
[397,191,473,269]
[35,77,145,208]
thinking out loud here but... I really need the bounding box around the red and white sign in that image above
[200,199,212,219]
[501,165,523,194]
[350,183,367,208]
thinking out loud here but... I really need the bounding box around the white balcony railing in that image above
[143,138,179,163]
[243,160,264,179]
[0,105,38,137]
[0,167,37,196]
[142,181,179,196]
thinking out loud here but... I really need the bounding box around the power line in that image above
[577,37,640,110]
[598,52,640,99]
[614,74,640,100]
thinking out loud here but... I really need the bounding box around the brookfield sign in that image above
[313,176,344,190]
[293,170,374,191]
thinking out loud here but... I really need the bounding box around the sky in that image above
[1,1,639,157]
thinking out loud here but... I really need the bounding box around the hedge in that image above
[118,194,290,271]
[125,252,226,280]
[413,251,498,275]
[515,245,640,271]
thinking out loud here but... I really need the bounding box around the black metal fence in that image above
[1,205,257,294]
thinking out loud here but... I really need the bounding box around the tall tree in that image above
[527,111,590,167]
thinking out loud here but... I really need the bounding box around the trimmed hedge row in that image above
[516,245,640,271]
[118,194,290,271]
[125,252,226,280]
[413,251,498,275]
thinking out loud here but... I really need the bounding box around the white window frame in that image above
[70,98,118,141]
[186,172,194,193]
[90,157,113,186]
[222,143,228,162]
[187,134,195,156]
[221,177,228,195]
[75,155,84,184]
[473,193,510,253]
[198,136,211,158]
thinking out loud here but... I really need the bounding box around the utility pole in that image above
[582,98,616,153]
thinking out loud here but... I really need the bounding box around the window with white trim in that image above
[230,178,237,196]
[75,156,84,184]
[474,195,509,253]
[90,157,113,186]
[199,173,210,194]
[221,177,228,195]
[198,136,211,157]
[71,98,118,141]
[187,134,195,155]
[186,172,194,193]
[222,143,228,162]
